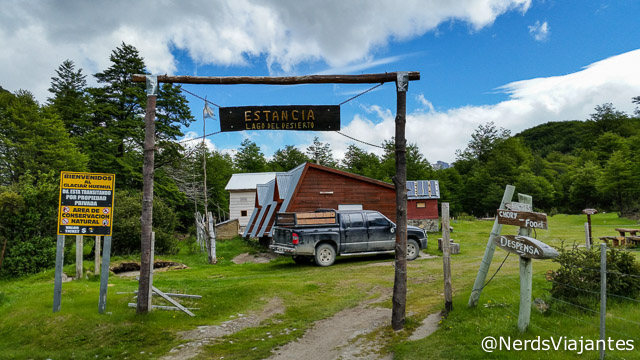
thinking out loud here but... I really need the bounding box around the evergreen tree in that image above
[380,138,432,182]
[47,59,91,137]
[87,42,194,189]
[456,121,510,163]
[306,137,337,168]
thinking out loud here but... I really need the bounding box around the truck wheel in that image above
[407,239,420,261]
[314,243,336,267]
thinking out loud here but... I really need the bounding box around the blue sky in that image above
[2,1,640,163]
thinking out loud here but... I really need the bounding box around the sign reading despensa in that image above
[57,171,115,236]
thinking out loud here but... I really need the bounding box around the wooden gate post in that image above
[391,72,408,331]
[137,75,158,314]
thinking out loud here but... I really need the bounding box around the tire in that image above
[314,243,336,267]
[292,255,311,265]
[407,239,420,261]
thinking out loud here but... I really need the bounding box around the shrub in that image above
[0,172,59,278]
[550,244,640,309]
[111,190,178,255]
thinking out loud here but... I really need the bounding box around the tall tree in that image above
[47,59,91,137]
[455,121,510,163]
[380,138,432,182]
[0,90,87,185]
[234,139,267,173]
[341,144,381,178]
[269,145,309,172]
[306,137,337,168]
[87,42,193,189]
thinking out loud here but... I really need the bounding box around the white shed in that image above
[225,172,277,232]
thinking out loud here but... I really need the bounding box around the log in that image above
[132,72,420,85]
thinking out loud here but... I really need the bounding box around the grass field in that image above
[0,213,638,359]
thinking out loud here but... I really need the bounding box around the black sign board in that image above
[219,105,340,132]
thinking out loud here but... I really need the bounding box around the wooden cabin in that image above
[224,172,277,233]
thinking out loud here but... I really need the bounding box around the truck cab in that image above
[270,210,428,266]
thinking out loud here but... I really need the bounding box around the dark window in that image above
[367,213,390,227]
[241,210,248,217]
[349,214,364,227]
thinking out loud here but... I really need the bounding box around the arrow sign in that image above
[495,235,558,259]
[496,209,548,230]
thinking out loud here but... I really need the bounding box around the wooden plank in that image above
[297,218,336,225]
[496,209,548,230]
[296,211,335,219]
[152,286,195,317]
[128,303,200,311]
[132,72,420,85]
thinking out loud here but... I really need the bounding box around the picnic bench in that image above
[599,228,640,247]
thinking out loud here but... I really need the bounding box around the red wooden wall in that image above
[407,199,438,219]
[287,166,397,222]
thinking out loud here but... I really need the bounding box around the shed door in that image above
[341,213,367,253]
[366,213,394,251]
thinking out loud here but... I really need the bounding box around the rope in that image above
[334,131,384,149]
[338,82,384,106]
[181,88,222,108]
[472,252,510,292]
[178,131,222,144]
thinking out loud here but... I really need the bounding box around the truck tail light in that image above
[292,232,299,245]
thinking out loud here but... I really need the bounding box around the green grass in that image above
[0,213,639,359]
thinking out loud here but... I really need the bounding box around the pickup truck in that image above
[269,210,428,266]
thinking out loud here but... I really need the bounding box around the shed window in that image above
[241,210,248,217]
[416,202,426,208]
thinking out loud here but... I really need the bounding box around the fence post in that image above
[53,235,65,312]
[585,223,591,250]
[442,203,453,314]
[95,235,101,274]
[600,243,607,360]
[75,235,83,279]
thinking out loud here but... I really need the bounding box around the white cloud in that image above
[316,50,640,164]
[528,20,550,42]
[0,0,531,102]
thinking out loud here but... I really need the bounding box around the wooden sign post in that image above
[583,208,597,248]
[468,185,515,307]
[54,171,115,313]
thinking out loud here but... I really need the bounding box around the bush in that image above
[1,236,56,277]
[0,172,59,278]
[550,244,640,309]
[111,190,178,255]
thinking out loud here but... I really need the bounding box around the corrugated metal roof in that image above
[407,180,440,199]
[278,163,306,213]
[225,172,277,191]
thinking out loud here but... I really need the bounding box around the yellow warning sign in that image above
[58,172,115,236]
